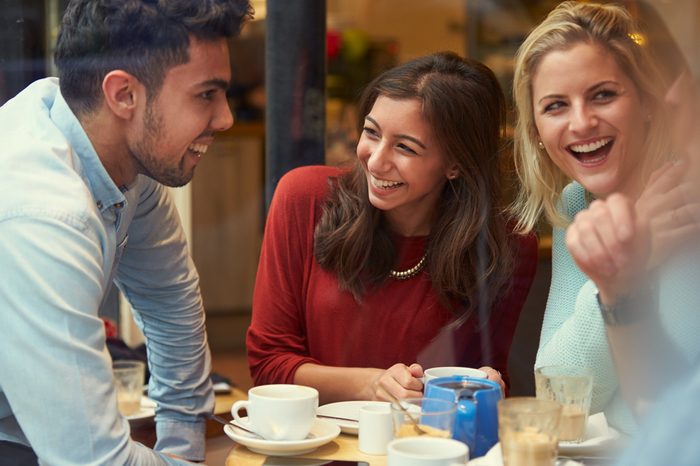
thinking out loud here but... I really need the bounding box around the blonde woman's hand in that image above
[370,363,424,401]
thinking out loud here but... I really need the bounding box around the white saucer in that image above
[558,412,622,456]
[316,400,389,435]
[224,417,340,456]
[468,444,584,466]
[126,397,157,422]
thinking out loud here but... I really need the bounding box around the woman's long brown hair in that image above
[314,51,513,320]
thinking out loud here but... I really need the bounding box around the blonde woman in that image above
[511,1,699,434]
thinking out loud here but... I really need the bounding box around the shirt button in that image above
[114,202,124,209]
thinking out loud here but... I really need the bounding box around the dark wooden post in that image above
[265,0,326,210]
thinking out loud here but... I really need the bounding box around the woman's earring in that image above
[448,177,459,197]
[537,141,545,150]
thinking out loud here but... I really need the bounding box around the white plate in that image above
[558,412,622,456]
[126,397,157,422]
[316,401,389,435]
[468,444,584,466]
[224,417,341,456]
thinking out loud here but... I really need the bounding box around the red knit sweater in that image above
[247,165,537,389]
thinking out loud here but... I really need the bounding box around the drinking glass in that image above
[498,397,561,466]
[535,365,593,442]
[113,360,145,416]
[391,397,456,439]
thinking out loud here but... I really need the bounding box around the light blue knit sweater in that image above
[536,182,700,436]
[536,182,635,434]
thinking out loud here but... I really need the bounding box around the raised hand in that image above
[566,193,649,306]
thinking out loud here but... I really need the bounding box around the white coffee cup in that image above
[231,384,318,441]
[358,403,394,455]
[387,437,469,466]
[423,366,487,384]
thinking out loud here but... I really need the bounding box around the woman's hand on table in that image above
[479,366,506,392]
[370,363,424,401]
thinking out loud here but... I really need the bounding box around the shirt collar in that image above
[49,86,126,213]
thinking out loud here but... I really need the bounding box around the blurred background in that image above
[1,0,698,395]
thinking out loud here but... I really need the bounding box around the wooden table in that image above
[130,390,388,464]
[225,433,386,466]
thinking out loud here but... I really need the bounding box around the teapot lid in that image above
[432,377,498,399]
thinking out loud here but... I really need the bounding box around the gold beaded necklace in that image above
[389,253,427,280]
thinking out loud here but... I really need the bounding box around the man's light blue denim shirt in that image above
[0,78,214,465]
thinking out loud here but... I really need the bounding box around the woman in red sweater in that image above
[247,51,538,404]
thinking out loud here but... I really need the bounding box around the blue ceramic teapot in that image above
[424,376,501,457]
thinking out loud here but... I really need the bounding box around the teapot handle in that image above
[454,399,477,451]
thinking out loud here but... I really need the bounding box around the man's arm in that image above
[0,214,193,465]
[116,180,214,461]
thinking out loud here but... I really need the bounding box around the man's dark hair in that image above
[54,0,253,116]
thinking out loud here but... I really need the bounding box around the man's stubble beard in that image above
[131,102,194,188]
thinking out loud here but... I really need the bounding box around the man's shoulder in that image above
[0,145,95,226]
[0,79,94,220]
[0,78,59,129]
[1,78,69,166]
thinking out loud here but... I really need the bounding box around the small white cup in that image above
[423,366,487,384]
[231,384,318,440]
[387,437,469,466]
[359,403,394,455]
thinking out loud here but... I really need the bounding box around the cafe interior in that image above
[1,0,699,464]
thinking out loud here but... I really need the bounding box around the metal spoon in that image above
[381,389,430,436]
[316,414,358,423]
[207,413,265,439]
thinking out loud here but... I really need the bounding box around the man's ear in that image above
[102,70,141,120]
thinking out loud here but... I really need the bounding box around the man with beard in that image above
[0,1,252,464]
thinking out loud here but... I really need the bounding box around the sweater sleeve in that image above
[246,166,332,386]
[535,184,621,416]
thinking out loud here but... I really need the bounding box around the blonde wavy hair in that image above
[511,1,672,232]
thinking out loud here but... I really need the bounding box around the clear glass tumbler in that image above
[498,397,561,466]
[391,397,457,439]
[113,360,145,416]
[535,365,593,442]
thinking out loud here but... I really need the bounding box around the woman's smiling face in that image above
[532,41,649,198]
[356,95,453,236]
